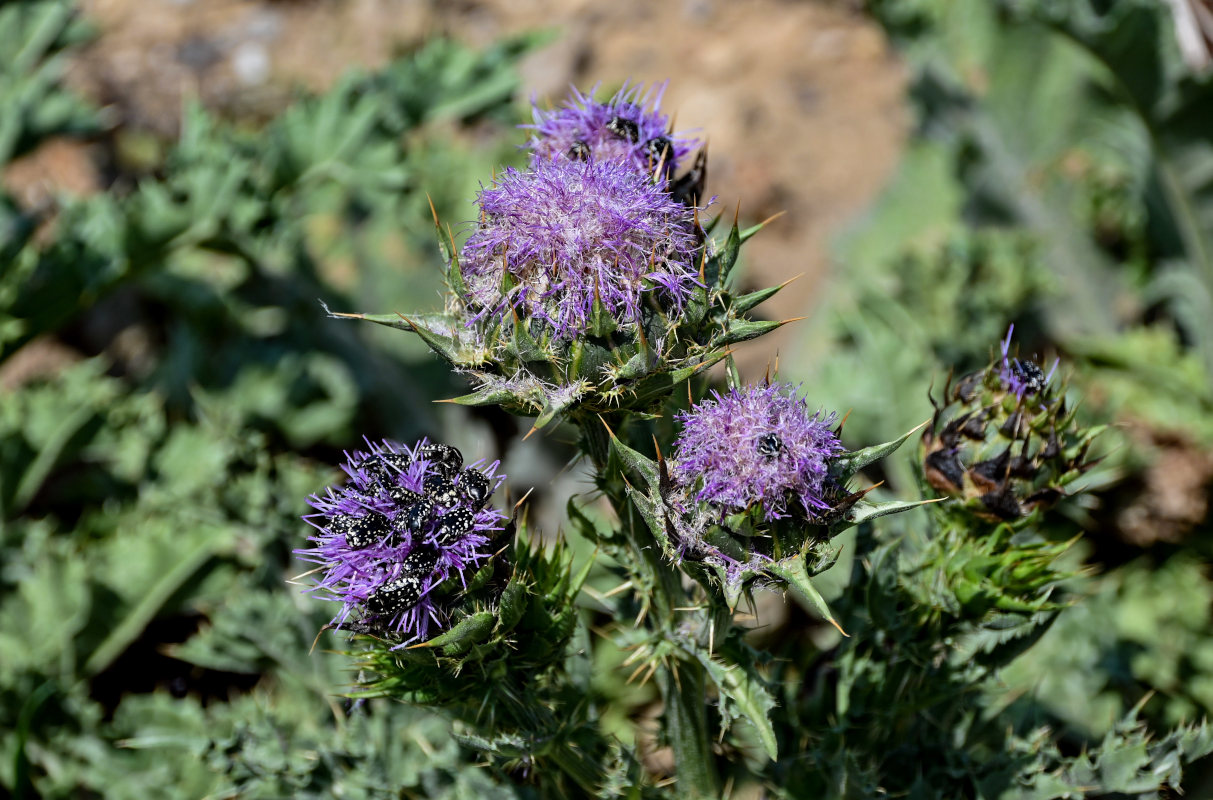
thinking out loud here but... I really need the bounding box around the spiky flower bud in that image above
[922,326,1101,521]
[526,82,698,181]
[459,157,700,340]
[297,438,505,644]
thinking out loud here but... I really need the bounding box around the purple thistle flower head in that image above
[998,324,1058,400]
[458,157,700,339]
[526,81,699,180]
[671,383,845,521]
[296,438,506,645]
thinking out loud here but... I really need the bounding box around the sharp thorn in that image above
[512,487,535,513]
[309,625,331,655]
[639,660,658,688]
[603,580,634,598]
[856,480,885,498]
[427,193,440,227]
[757,209,787,227]
[597,413,617,439]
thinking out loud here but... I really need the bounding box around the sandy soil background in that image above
[54,0,907,361]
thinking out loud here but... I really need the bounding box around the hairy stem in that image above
[576,412,722,795]
[547,740,607,797]
[659,665,720,799]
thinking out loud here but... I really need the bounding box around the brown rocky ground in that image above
[65,0,907,369]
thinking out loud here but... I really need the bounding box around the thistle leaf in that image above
[507,314,545,362]
[708,221,742,288]
[692,649,778,762]
[445,383,526,407]
[829,497,943,535]
[495,579,528,634]
[830,420,928,482]
[531,393,576,432]
[767,556,846,635]
[607,433,660,489]
[719,318,784,345]
[730,283,783,315]
[588,282,618,337]
[403,317,463,365]
[324,309,456,335]
[417,611,495,656]
[616,349,652,381]
[446,248,468,298]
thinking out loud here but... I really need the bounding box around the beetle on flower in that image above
[297,438,506,644]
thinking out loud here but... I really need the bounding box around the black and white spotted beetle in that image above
[364,444,497,553]
[606,115,640,143]
[422,474,460,508]
[365,575,423,617]
[403,543,441,575]
[420,443,463,478]
[330,511,392,549]
[756,433,782,459]
[645,137,673,170]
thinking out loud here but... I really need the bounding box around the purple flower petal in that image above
[998,324,1055,399]
[525,81,699,179]
[671,383,845,521]
[459,158,699,339]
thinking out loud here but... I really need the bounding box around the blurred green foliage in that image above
[0,2,540,796]
[781,0,1213,794]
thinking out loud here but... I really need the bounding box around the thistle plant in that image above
[298,82,1209,799]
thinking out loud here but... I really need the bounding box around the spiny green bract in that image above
[348,517,589,707]
[911,524,1078,622]
[333,213,791,433]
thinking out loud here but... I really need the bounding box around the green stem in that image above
[547,740,606,797]
[575,413,722,795]
[659,664,721,799]
[579,409,614,472]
